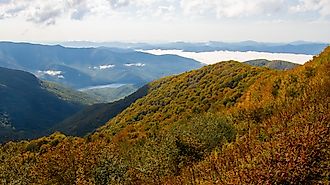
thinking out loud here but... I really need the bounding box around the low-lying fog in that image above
[140,49,314,65]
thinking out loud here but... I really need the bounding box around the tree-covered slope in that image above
[80,84,138,103]
[50,85,149,136]
[41,81,100,105]
[0,67,83,142]
[93,61,268,142]
[0,47,329,184]
[169,47,329,184]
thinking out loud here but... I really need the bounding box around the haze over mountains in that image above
[60,41,326,65]
[0,41,306,142]
[59,41,328,55]
[0,42,205,141]
[0,42,203,89]
[0,41,317,105]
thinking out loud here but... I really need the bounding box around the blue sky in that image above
[0,0,330,42]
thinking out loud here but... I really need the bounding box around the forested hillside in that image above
[41,81,100,105]
[93,61,268,142]
[50,85,149,136]
[0,47,329,184]
[80,84,138,103]
[0,67,84,143]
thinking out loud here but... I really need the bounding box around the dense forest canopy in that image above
[0,46,329,184]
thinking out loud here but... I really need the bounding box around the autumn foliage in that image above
[1,47,330,184]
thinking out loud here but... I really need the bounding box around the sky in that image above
[0,0,330,43]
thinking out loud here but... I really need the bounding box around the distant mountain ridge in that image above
[0,42,203,89]
[59,41,328,55]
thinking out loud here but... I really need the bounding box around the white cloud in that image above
[124,63,146,67]
[27,3,63,25]
[291,0,330,18]
[99,64,115,69]
[107,0,130,8]
[37,70,65,79]
[90,64,116,69]
[43,70,62,76]
[0,0,329,26]
[180,0,286,18]
[180,0,330,20]
[0,0,95,25]
[141,49,313,65]
[0,0,11,4]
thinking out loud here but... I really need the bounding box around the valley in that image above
[1,0,329,184]
[0,42,203,89]
[78,83,129,91]
[0,42,204,142]
[0,44,329,184]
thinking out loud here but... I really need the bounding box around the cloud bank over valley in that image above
[141,49,314,65]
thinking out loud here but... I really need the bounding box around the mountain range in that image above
[50,59,299,137]
[59,41,329,55]
[0,46,329,184]
[0,57,301,142]
[0,42,203,89]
